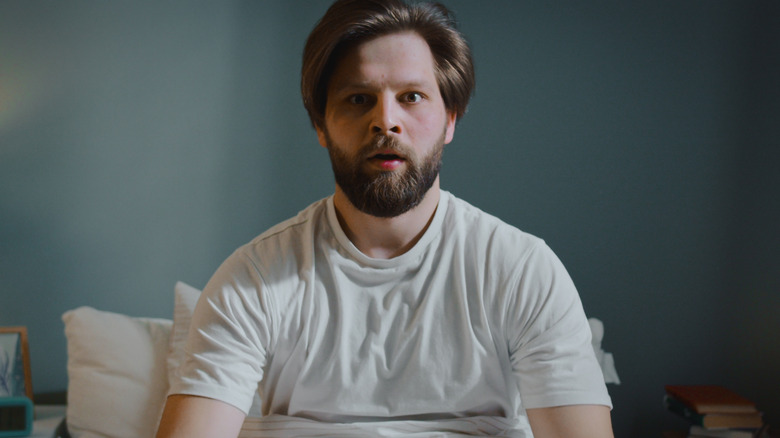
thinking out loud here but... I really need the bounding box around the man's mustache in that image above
[360,135,413,159]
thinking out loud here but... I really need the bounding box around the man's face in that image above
[316,31,457,217]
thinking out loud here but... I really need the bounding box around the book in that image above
[665,385,758,414]
[687,425,756,438]
[664,395,763,429]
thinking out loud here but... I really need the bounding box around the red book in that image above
[665,385,758,414]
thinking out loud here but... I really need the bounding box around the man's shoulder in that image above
[224,197,331,268]
[443,191,543,249]
[250,197,330,245]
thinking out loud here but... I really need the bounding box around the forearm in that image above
[157,394,246,438]
[527,404,614,438]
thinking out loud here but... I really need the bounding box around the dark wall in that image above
[1,1,777,436]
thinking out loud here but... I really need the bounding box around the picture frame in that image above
[0,327,33,400]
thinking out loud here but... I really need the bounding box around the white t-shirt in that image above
[171,191,611,436]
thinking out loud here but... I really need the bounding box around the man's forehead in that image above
[328,32,438,90]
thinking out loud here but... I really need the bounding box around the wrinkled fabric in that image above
[171,191,611,436]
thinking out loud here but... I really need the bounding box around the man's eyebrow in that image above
[329,81,373,93]
[330,79,433,94]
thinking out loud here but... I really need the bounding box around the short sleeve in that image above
[168,249,275,415]
[505,243,612,410]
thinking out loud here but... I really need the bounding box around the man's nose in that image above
[371,96,401,135]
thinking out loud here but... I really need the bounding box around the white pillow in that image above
[166,281,201,384]
[167,281,263,417]
[588,317,620,385]
[63,306,172,438]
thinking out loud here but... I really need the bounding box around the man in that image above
[158,0,614,436]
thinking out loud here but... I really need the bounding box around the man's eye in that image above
[349,95,369,105]
[403,92,423,103]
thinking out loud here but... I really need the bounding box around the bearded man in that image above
[158,0,614,436]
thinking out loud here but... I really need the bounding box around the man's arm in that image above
[527,404,614,438]
[156,394,246,438]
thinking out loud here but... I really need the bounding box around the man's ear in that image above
[315,124,328,148]
[444,111,457,145]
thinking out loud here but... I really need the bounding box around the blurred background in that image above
[1,1,778,436]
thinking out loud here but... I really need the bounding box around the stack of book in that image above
[664,385,764,438]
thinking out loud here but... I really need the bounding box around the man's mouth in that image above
[372,153,403,160]
[368,148,406,160]
[368,151,406,170]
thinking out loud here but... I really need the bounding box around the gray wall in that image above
[1,1,778,436]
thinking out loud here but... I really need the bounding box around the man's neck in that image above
[332,180,441,260]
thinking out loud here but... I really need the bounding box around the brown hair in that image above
[301,0,475,128]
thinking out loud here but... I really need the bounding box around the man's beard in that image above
[325,130,446,218]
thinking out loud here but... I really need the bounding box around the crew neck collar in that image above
[326,191,450,268]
